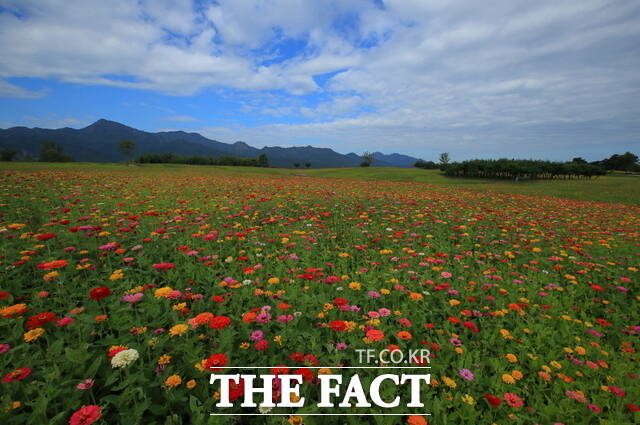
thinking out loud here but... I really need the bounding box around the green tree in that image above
[360,151,373,167]
[257,154,269,167]
[39,140,74,162]
[439,152,450,165]
[117,140,136,161]
[0,149,18,161]
[305,162,311,168]
[293,162,300,168]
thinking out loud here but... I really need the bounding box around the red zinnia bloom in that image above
[2,367,32,383]
[228,378,244,402]
[294,367,315,382]
[270,365,290,375]
[36,233,56,241]
[328,320,347,332]
[209,315,231,330]
[26,312,58,330]
[204,353,228,371]
[152,262,175,270]
[333,297,348,306]
[69,405,101,425]
[462,321,480,333]
[89,287,111,301]
[627,403,640,412]
[484,394,502,407]
[36,259,69,270]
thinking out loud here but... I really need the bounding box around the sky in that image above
[0,0,639,161]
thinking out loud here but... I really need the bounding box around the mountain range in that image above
[0,119,423,168]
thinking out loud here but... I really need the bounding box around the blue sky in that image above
[0,0,639,161]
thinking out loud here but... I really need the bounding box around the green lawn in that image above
[3,162,639,205]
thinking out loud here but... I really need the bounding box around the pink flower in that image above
[587,403,602,413]
[250,330,264,341]
[441,271,452,278]
[56,317,75,327]
[255,339,269,351]
[76,379,95,390]
[122,293,143,303]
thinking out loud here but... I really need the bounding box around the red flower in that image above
[26,312,58,330]
[333,297,348,306]
[209,315,231,330]
[627,403,639,412]
[69,405,101,425]
[294,367,315,382]
[270,365,290,375]
[228,378,244,402]
[107,346,127,359]
[2,367,32,383]
[484,394,502,407]
[211,295,225,303]
[462,321,480,333]
[36,233,56,241]
[255,339,269,351]
[89,287,111,301]
[328,320,347,332]
[152,262,175,270]
[36,259,69,270]
[0,291,12,300]
[204,353,228,371]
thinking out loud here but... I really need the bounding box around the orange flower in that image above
[407,415,428,425]
[94,315,108,322]
[366,329,384,341]
[36,260,68,270]
[396,331,413,340]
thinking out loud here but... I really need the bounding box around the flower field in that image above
[0,166,638,424]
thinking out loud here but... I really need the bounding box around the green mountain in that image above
[0,119,423,168]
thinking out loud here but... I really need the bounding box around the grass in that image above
[3,162,639,205]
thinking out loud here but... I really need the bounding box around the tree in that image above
[0,149,18,161]
[39,140,74,162]
[571,157,587,164]
[293,162,300,168]
[439,152,450,166]
[305,162,311,168]
[257,154,269,167]
[599,152,638,171]
[117,140,136,161]
[360,151,373,167]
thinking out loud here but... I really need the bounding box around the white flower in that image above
[111,348,139,368]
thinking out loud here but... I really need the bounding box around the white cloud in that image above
[0,0,638,158]
[0,79,47,98]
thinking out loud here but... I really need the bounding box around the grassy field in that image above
[3,162,639,205]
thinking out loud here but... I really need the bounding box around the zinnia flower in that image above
[111,349,139,368]
[2,367,32,383]
[89,287,111,301]
[69,405,101,425]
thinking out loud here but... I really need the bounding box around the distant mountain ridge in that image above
[0,119,424,168]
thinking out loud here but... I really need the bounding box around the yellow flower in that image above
[172,303,187,311]
[240,342,250,349]
[109,270,124,280]
[43,271,58,281]
[169,324,188,336]
[24,328,45,342]
[186,379,197,389]
[154,287,173,298]
[442,376,457,388]
[267,277,280,284]
[505,353,518,363]
[502,374,516,384]
[550,361,562,369]
[318,368,332,375]
[461,394,475,405]
[575,346,586,355]
[511,370,523,380]
[158,354,172,365]
[349,281,362,290]
[165,375,182,388]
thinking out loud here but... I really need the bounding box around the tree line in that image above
[134,152,269,167]
[440,158,606,179]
